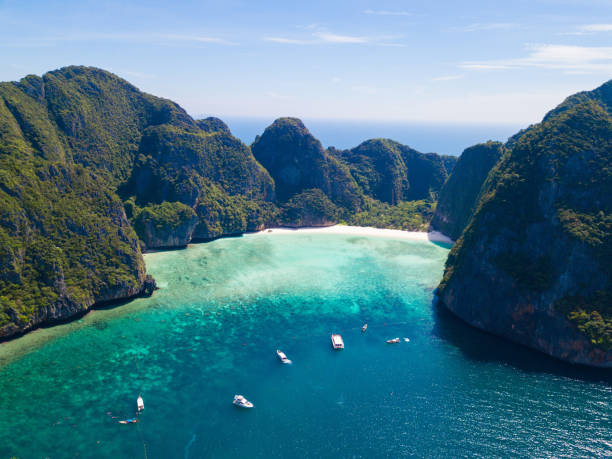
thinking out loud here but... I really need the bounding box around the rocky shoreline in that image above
[0,275,156,343]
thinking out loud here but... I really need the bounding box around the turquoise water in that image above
[0,233,610,458]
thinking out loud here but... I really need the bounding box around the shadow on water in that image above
[431,299,612,385]
[429,241,453,250]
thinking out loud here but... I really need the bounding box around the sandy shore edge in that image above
[251,225,454,244]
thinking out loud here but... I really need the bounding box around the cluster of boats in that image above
[118,321,411,418]
[234,323,409,409]
[126,324,412,414]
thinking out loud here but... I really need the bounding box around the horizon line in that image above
[192,114,529,127]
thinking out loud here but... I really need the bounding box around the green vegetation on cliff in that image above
[0,156,149,336]
[346,199,435,231]
[332,139,456,205]
[278,189,340,227]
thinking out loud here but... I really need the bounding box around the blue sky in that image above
[1,0,611,124]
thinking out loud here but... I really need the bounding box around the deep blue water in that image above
[222,117,524,156]
[0,233,610,458]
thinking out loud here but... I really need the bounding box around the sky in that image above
[1,0,612,125]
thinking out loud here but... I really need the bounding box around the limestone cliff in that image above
[437,81,612,367]
[252,117,363,211]
[332,139,456,205]
[430,141,503,240]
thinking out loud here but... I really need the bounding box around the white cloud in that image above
[454,23,517,32]
[559,23,612,35]
[363,9,413,16]
[314,32,369,44]
[264,37,313,45]
[158,34,237,45]
[432,75,464,81]
[461,44,612,73]
[580,23,612,32]
[264,27,403,46]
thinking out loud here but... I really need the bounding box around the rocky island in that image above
[0,66,609,367]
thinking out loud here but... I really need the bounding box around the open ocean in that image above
[0,232,610,458]
[222,117,525,156]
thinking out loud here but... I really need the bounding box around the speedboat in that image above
[361,323,368,332]
[233,395,254,408]
[137,395,144,412]
[331,334,344,350]
[276,349,292,364]
[386,337,400,344]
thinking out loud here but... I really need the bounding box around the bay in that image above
[0,232,610,458]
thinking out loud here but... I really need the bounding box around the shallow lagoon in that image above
[0,232,610,458]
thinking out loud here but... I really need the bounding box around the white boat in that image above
[137,395,144,411]
[361,323,368,332]
[403,338,410,342]
[331,334,344,350]
[276,349,292,364]
[386,337,400,344]
[233,395,254,408]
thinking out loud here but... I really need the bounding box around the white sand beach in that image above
[253,225,454,244]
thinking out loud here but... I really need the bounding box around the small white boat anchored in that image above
[276,349,292,364]
[403,338,410,342]
[386,337,400,344]
[233,395,254,408]
[137,395,144,412]
[362,323,368,332]
[331,334,344,350]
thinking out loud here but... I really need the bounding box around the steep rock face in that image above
[123,125,276,247]
[437,81,612,367]
[191,182,276,239]
[20,66,194,184]
[401,149,456,201]
[332,139,456,204]
[331,139,409,204]
[430,141,504,239]
[132,201,199,248]
[252,118,362,211]
[0,159,154,339]
[126,124,274,205]
[0,66,221,336]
